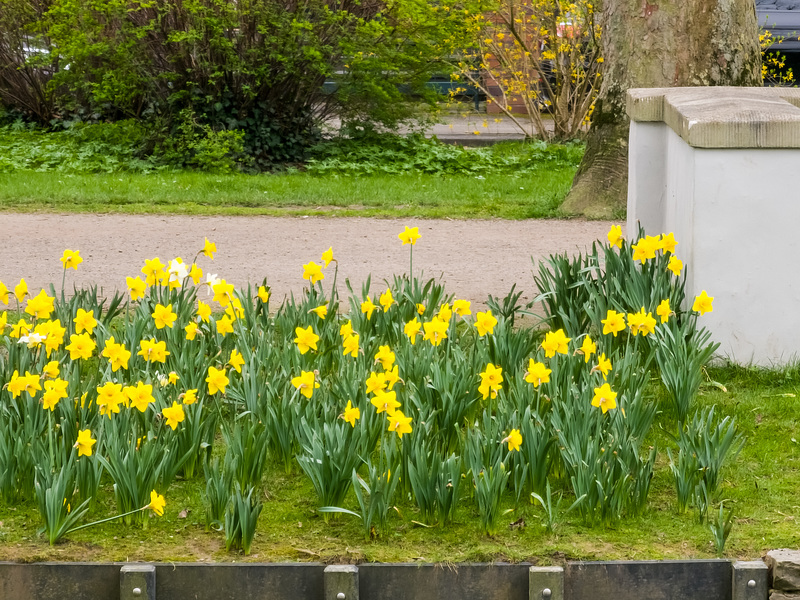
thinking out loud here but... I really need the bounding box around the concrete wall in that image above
[626,87,800,365]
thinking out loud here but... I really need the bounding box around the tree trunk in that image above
[561,0,763,218]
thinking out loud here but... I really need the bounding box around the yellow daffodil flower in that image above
[229,349,245,373]
[146,489,166,516]
[162,401,185,430]
[138,338,169,363]
[292,370,319,399]
[302,261,325,284]
[602,310,626,337]
[502,428,523,452]
[453,299,472,317]
[422,317,449,346]
[206,366,229,395]
[182,389,198,405]
[478,363,503,400]
[216,315,234,337]
[196,301,212,323]
[693,290,714,315]
[14,278,28,303]
[0,281,9,305]
[578,335,596,363]
[374,345,395,370]
[202,238,217,260]
[25,290,55,320]
[607,225,623,248]
[339,320,353,338]
[593,353,613,380]
[371,389,400,415]
[387,409,413,438]
[398,226,421,246]
[592,383,618,414]
[474,310,497,337]
[341,400,360,427]
[541,329,570,358]
[185,321,199,340]
[125,382,155,413]
[321,247,334,267]
[657,299,671,323]
[74,429,96,457]
[127,276,147,301]
[404,317,421,344]
[310,305,328,320]
[102,337,131,372]
[97,381,125,418]
[659,232,677,254]
[258,286,270,303]
[294,325,319,354]
[142,258,166,287]
[379,288,394,312]
[361,297,377,320]
[42,378,69,411]
[667,255,683,277]
[524,359,551,387]
[342,333,359,358]
[42,360,60,379]
[65,333,96,361]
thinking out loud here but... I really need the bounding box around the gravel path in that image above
[0,214,617,307]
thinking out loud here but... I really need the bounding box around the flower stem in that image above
[65,505,148,535]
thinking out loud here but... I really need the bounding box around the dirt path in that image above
[0,213,617,307]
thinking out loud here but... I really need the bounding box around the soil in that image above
[0,213,617,307]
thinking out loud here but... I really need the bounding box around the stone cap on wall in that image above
[626,87,800,148]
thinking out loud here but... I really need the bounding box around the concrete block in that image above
[733,561,768,600]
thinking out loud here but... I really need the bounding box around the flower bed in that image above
[0,226,741,556]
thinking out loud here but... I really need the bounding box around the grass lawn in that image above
[0,170,575,220]
[1,364,798,564]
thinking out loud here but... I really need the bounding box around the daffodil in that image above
[206,366,229,395]
[478,363,503,400]
[188,263,203,285]
[74,429,96,457]
[146,489,166,516]
[37,319,65,357]
[42,378,69,411]
[524,359,551,387]
[102,337,131,371]
[138,338,169,363]
[437,303,452,323]
[667,255,683,277]
[453,299,472,317]
[294,326,319,354]
[292,370,319,399]
[310,305,328,320]
[196,301,211,323]
[182,389,198,405]
[25,290,55,320]
[212,280,235,307]
[339,320,353,338]
[578,335,596,363]
[387,409,413,438]
[66,333,96,361]
[422,317,448,346]
[502,428,522,452]
[404,317,421,344]
[361,297,377,319]
[372,389,400,415]
[97,381,126,418]
[366,371,388,395]
[9,318,31,339]
[657,232,676,254]
[257,286,270,303]
[592,383,618,414]
[7,371,26,398]
[42,360,59,379]
[302,261,325,285]
[142,258,166,287]
[216,315,234,337]
[185,321,199,340]
[657,299,671,323]
[541,329,570,358]
[474,310,497,336]
[202,238,217,260]
[631,235,661,263]
[321,247,334,267]
[379,288,394,312]
[125,382,155,412]
[167,258,189,288]
[607,225,623,248]
[229,349,245,373]
[593,353,612,380]
[14,278,28,303]
[162,401,185,430]
[416,303,425,315]
[73,308,97,334]
[384,365,400,390]
[398,226,421,246]
[0,281,9,305]
[341,400,360,427]
[342,333,359,358]
[602,310,626,337]
[374,345,395,370]
[0,311,6,333]
[127,276,147,301]
[693,290,714,315]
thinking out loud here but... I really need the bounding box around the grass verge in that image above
[0,169,575,220]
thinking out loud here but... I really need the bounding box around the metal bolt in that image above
[747,580,756,589]
[132,588,142,597]
[337,594,346,600]
[542,589,552,599]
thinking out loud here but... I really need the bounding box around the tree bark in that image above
[561,0,763,218]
